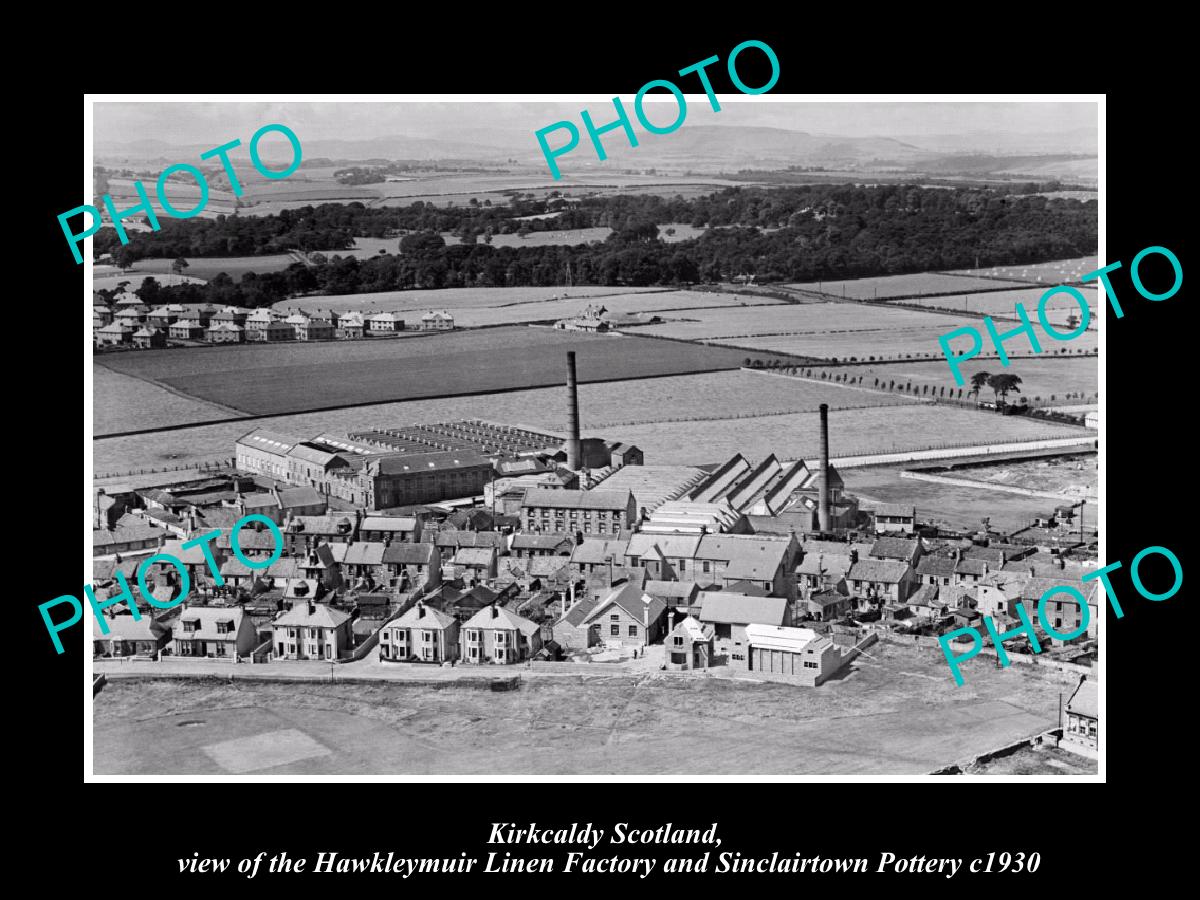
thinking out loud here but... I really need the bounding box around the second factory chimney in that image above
[818,402,831,533]
[566,351,582,470]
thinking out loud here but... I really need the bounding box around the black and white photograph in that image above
[83,95,1103,778]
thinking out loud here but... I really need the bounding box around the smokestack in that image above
[566,352,582,470]
[818,403,831,532]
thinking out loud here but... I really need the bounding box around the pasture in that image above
[94,369,908,472]
[625,301,957,343]
[723,326,1098,359]
[94,254,298,283]
[819,356,1099,403]
[279,288,781,329]
[92,365,246,436]
[95,327,765,417]
[903,286,1098,329]
[783,273,1030,300]
[946,256,1100,284]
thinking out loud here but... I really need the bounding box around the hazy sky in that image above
[94,100,1097,148]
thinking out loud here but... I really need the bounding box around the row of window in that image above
[610,624,638,637]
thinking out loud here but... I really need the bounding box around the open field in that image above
[444,227,612,248]
[92,640,1071,775]
[846,463,1093,534]
[626,302,957,343]
[94,369,910,469]
[948,454,1098,502]
[92,365,246,436]
[784,273,1030,300]
[904,286,1098,329]
[95,328,767,418]
[731,326,1098,359]
[818,356,1099,403]
[275,288,781,327]
[94,255,297,284]
[946,256,1099,284]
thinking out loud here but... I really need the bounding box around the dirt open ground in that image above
[93,641,1076,776]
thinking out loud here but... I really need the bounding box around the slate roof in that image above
[453,547,497,567]
[583,581,666,626]
[382,543,436,566]
[847,559,912,584]
[559,597,599,627]
[388,603,457,630]
[668,615,713,642]
[571,538,630,566]
[343,542,387,566]
[521,488,632,511]
[174,607,247,641]
[461,604,539,636]
[873,503,916,518]
[870,537,920,561]
[917,556,957,578]
[361,516,418,533]
[274,602,351,628]
[697,592,787,626]
[512,533,575,552]
[1066,677,1098,718]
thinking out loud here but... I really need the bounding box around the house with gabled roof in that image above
[847,557,916,608]
[382,541,440,590]
[1061,675,1098,758]
[380,601,459,663]
[420,309,454,331]
[870,536,922,564]
[696,591,788,662]
[93,615,171,658]
[272,600,353,660]
[511,532,576,558]
[459,604,541,664]
[173,606,257,659]
[359,515,421,544]
[664,614,714,670]
[580,580,667,649]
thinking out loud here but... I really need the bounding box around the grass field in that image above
[904,286,1099,329]
[848,463,1095,533]
[93,365,246,436]
[818,356,1099,402]
[946,256,1099,284]
[274,288,779,325]
[93,369,909,471]
[784,273,1030,300]
[94,254,298,283]
[626,302,957,343]
[727,326,1098,359]
[92,640,1073,775]
[95,328,766,417]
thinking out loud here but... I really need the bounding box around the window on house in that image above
[610,614,619,621]
[469,647,478,659]
[288,644,295,654]
[628,625,638,637]
[702,561,710,573]
[610,624,620,636]
[673,636,683,646]
[629,556,640,567]
[183,620,198,633]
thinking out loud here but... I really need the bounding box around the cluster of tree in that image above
[968,371,1024,405]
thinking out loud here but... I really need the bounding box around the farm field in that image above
[275,287,777,321]
[93,369,912,473]
[625,301,957,342]
[93,270,208,291]
[847,464,1093,534]
[92,365,246,436]
[94,254,298,284]
[783,273,1030,300]
[903,286,1098,328]
[947,256,1099,284]
[92,640,1070,775]
[95,328,768,417]
[727,326,1098,359]
[817,356,1099,404]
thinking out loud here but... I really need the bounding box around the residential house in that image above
[643,579,700,609]
[869,536,922,565]
[570,537,631,577]
[168,319,205,340]
[693,533,797,597]
[342,541,388,585]
[359,515,421,544]
[93,520,163,555]
[580,580,667,649]
[336,311,365,339]
[172,606,257,659]
[213,306,249,326]
[846,558,916,609]
[421,309,454,331]
[696,591,788,662]
[805,588,849,622]
[285,514,358,554]
[511,533,576,558]
[95,322,133,346]
[93,615,171,658]
[459,604,542,664]
[132,326,167,348]
[298,543,342,591]
[272,600,354,661]
[296,317,335,341]
[367,312,405,333]
[451,546,498,581]
[1061,675,1098,758]
[916,555,957,588]
[277,486,327,518]
[624,533,702,582]
[379,602,459,663]
[244,309,277,341]
[205,322,244,343]
[664,615,714,670]
[382,541,440,591]
[552,595,600,651]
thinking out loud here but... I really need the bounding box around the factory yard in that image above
[92,641,1070,776]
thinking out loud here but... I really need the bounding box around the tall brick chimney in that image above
[818,403,831,533]
[566,351,582,470]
